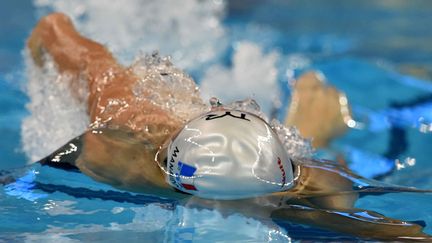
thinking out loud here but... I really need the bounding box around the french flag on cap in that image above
[178,161,198,191]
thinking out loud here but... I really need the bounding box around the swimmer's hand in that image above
[285,71,353,148]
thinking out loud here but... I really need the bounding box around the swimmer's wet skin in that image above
[26,12,432,241]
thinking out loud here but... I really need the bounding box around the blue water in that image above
[1,0,432,241]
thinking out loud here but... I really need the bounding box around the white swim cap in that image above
[165,109,294,200]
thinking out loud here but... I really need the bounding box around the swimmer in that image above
[26,13,431,240]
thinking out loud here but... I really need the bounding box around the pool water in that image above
[1,0,432,241]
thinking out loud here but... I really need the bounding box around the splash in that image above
[200,41,280,115]
[271,119,314,159]
[33,0,227,69]
[224,98,267,120]
[21,51,208,162]
[131,52,208,123]
[224,98,314,159]
[29,0,289,122]
[21,52,89,162]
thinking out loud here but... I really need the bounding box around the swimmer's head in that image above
[164,109,294,200]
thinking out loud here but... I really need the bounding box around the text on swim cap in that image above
[168,146,181,188]
[168,146,198,191]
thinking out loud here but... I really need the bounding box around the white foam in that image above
[21,52,89,162]
[271,119,314,159]
[33,0,227,69]
[200,41,280,115]
[130,53,208,123]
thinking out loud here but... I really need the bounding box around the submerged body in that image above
[26,13,431,240]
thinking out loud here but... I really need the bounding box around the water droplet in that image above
[209,97,221,108]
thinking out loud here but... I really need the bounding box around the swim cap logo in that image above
[177,161,197,191]
[167,145,198,191]
[205,111,250,121]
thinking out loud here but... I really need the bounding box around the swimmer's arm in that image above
[28,13,183,199]
[41,127,187,200]
[27,12,118,75]
[271,205,430,241]
[271,161,430,240]
[27,13,180,125]
[27,12,136,118]
[288,160,358,209]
